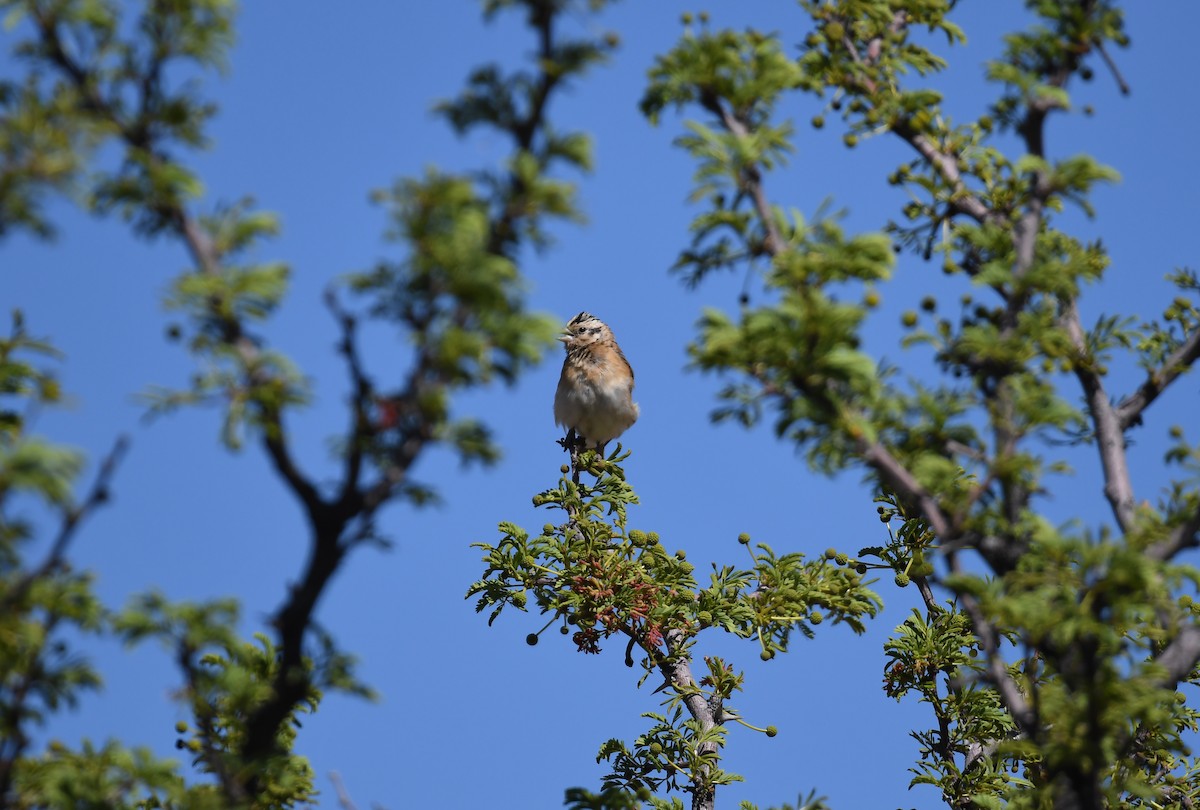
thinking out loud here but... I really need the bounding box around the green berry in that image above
[895,572,911,588]
[174,720,188,734]
[738,532,751,544]
[811,115,825,130]
[760,649,775,661]
[766,726,778,737]
[809,611,823,625]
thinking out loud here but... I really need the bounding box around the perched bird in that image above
[554,312,638,452]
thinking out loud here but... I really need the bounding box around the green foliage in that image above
[112,594,340,809]
[6,0,1200,808]
[471,450,880,804]
[351,171,558,391]
[1,0,236,235]
[637,0,1200,807]
[0,77,92,238]
[4,0,621,806]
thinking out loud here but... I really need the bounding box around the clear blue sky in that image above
[6,2,1200,808]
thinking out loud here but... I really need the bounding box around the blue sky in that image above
[5,2,1200,808]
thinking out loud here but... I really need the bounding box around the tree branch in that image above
[659,629,718,810]
[1146,505,1200,563]
[839,10,998,227]
[179,643,246,805]
[1093,39,1131,96]
[1,435,129,613]
[1061,299,1137,532]
[698,92,784,256]
[860,440,952,539]
[890,121,997,225]
[955,591,1038,733]
[1153,624,1200,689]
[325,290,374,514]
[1115,324,1200,431]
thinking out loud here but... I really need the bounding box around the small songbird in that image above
[554,312,639,452]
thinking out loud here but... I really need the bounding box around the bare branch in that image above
[1061,300,1137,532]
[1116,325,1200,431]
[329,771,359,810]
[1093,39,1131,96]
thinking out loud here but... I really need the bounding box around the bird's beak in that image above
[557,332,571,343]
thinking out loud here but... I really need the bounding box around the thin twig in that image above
[329,771,359,810]
[1093,39,1131,96]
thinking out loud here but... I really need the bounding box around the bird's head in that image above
[559,311,611,349]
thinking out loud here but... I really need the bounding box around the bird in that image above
[554,311,638,453]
